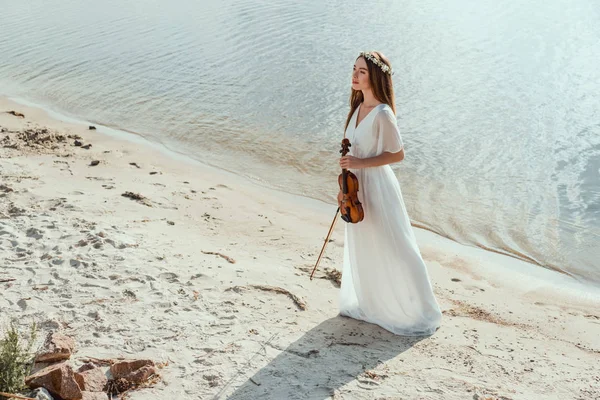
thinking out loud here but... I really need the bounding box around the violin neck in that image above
[342,168,348,194]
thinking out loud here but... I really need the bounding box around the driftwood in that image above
[78,356,124,365]
[0,278,16,283]
[226,285,306,310]
[121,192,152,207]
[202,251,235,264]
[0,392,35,400]
[6,111,25,118]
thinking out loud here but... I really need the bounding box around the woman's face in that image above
[352,57,370,91]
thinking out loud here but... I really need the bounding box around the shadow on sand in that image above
[216,315,430,399]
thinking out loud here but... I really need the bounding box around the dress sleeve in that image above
[375,107,404,154]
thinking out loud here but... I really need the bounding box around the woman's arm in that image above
[339,149,404,169]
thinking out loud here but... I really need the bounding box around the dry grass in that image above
[0,321,37,399]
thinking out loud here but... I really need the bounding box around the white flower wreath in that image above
[359,51,393,75]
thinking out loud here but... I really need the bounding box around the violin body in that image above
[338,138,364,223]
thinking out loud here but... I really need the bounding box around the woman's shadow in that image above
[216,315,429,400]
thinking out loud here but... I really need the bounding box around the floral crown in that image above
[359,51,393,75]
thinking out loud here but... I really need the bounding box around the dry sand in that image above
[1,97,599,400]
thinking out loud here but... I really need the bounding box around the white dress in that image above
[339,103,442,336]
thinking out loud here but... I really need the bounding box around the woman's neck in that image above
[361,89,380,107]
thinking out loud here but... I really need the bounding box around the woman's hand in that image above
[339,155,364,169]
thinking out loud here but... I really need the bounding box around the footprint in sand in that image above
[26,227,44,239]
[158,272,180,283]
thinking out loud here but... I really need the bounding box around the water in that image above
[1,0,599,284]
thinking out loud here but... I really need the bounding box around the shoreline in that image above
[1,96,599,399]
[3,94,596,288]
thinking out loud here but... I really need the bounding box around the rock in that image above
[90,160,100,166]
[77,363,97,373]
[82,392,108,400]
[110,359,157,383]
[31,387,54,400]
[74,367,108,392]
[35,332,75,363]
[89,125,96,130]
[74,140,83,146]
[25,362,82,400]
[124,365,158,384]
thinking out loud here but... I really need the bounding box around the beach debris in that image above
[7,111,25,118]
[89,160,100,166]
[363,370,385,380]
[202,374,222,388]
[106,360,159,397]
[443,299,523,328]
[201,251,235,264]
[88,126,96,130]
[34,332,75,363]
[0,184,14,193]
[80,392,108,400]
[74,140,82,146]
[25,363,82,400]
[149,171,158,175]
[0,392,36,399]
[110,360,156,383]
[81,144,92,150]
[225,285,306,310]
[295,265,341,287]
[2,128,74,153]
[324,268,342,287]
[78,357,121,366]
[167,220,175,225]
[0,278,17,283]
[121,191,152,207]
[451,278,462,282]
[249,377,261,386]
[129,162,141,169]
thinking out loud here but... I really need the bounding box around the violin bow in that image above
[310,207,340,280]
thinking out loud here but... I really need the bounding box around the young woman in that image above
[338,51,442,336]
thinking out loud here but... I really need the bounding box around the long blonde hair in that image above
[344,51,396,131]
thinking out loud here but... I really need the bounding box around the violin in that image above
[338,138,364,223]
[309,138,365,280]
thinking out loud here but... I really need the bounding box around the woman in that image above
[338,51,442,336]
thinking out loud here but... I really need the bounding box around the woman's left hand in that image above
[339,155,364,169]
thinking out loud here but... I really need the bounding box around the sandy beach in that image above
[1,96,599,400]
